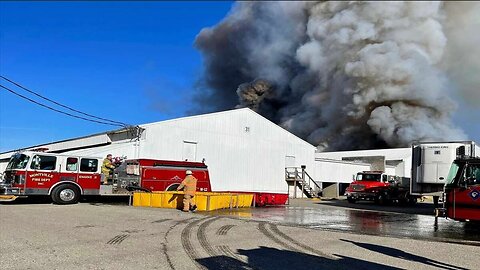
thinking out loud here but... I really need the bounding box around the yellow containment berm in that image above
[132,191,254,211]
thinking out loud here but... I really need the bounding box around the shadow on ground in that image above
[196,246,404,270]
[340,239,469,270]
[0,195,130,205]
[0,196,51,205]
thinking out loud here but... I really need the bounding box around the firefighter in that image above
[177,170,198,212]
[101,154,115,184]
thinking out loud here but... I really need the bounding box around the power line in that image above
[0,75,127,127]
[0,84,125,127]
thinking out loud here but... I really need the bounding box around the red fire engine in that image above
[436,157,480,224]
[0,151,211,204]
[345,171,417,205]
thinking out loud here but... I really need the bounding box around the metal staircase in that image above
[285,166,321,198]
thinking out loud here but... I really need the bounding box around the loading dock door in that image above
[182,141,197,161]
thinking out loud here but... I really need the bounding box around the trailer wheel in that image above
[51,184,80,205]
[407,196,417,205]
[347,196,356,203]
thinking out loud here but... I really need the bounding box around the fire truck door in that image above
[450,164,480,220]
[26,154,58,190]
[62,157,79,182]
[77,158,101,190]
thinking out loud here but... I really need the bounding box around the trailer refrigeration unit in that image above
[411,141,479,204]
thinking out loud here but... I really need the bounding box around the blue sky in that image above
[0,1,234,152]
[0,1,478,152]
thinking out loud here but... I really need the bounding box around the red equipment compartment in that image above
[254,192,289,206]
[141,166,212,192]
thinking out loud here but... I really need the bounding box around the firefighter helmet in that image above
[186,170,193,175]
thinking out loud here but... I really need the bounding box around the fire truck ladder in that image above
[285,167,321,199]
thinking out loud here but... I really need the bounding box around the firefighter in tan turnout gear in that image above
[101,154,115,184]
[177,170,198,212]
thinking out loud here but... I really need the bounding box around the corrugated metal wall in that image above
[315,148,412,177]
[57,109,314,194]
[313,159,371,184]
[136,109,315,193]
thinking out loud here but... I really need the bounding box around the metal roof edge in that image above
[140,107,252,128]
[243,108,315,149]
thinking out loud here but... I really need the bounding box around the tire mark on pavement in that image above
[177,217,198,224]
[197,217,220,256]
[258,222,300,252]
[152,218,171,224]
[216,225,235,236]
[107,234,129,245]
[216,245,248,264]
[181,216,211,269]
[74,225,95,228]
[162,218,196,270]
[122,229,144,233]
[269,224,334,259]
[197,217,254,268]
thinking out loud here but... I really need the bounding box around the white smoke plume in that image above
[443,2,480,106]
[194,1,472,150]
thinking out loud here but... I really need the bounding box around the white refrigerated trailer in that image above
[411,141,478,201]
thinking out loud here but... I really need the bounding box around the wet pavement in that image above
[4,196,479,245]
[2,202,478,270]
[207,199,480,246]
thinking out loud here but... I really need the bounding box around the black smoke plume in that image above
[194,1,473,150]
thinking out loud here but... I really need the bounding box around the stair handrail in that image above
[286,166,322,198]
[304,170,321,191]
[285,167,301,180]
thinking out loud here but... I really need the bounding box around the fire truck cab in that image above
[1,151,104,204]
[0,151,212,204]
[440,157,480,222]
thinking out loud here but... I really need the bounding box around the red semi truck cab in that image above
[345,171,415,205]
[0,151,211,204]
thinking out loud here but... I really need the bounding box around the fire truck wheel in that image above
[166,183,180,191]
[51,184,80,205]
[375,193,387,205]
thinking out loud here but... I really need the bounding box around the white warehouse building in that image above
[0,108,416,199]
[0,108,316,197]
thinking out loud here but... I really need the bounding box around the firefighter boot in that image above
[183,195,192,212]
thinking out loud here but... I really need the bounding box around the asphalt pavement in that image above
[209,198,480,245]
[0,198,478,270]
